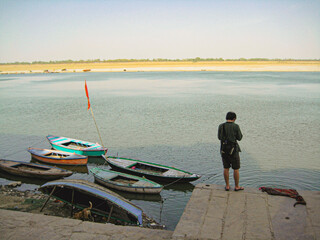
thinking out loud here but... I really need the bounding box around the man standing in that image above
[218,112,243,191]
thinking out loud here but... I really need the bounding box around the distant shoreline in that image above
[0,61,319,74]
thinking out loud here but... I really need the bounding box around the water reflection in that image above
[163,182,195,193]
[87,156,108,165]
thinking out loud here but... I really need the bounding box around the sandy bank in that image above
[0,61,319,74]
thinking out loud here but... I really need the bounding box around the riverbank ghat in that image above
[0,184,319,239]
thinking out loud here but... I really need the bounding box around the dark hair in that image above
[226,112,237,120]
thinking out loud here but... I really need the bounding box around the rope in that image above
[90,107,107,156]
[162,173,215,187]
[163,176,186,187]
[1,137,47,159]
[199,173,216,183]
[1,148,26,159]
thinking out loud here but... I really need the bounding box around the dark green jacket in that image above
[218,122,243,152]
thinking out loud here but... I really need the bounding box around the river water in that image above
[0,71,319,229]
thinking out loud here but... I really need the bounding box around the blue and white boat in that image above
[39,179,143,225]
[46,135,107,156]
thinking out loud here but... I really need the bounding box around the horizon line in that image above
[1,57,320,65]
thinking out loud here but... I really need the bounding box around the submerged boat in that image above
[103,155,201,183]
[0,159,73,180]
[46,135,107,156]
[39,179,143,226]
[90,167,163,194]
[28,148,88,166]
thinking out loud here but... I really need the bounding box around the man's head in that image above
[226,112,237,121]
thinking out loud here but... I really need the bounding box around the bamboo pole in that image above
[89,107,106,154]
[40,186,56,212]
[70,189,75,217]
[107,205,114,223]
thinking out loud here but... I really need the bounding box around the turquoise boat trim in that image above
[47,134,107,156]
[50,144,84,155]
[51,144,106,156]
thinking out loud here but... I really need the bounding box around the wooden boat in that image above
[28,148,88,166]
[103,155,201,183]
[0,168,49,186]
[39,179,143,226]
[47,135,107,156]
[90,167,163,194]
[0,159,73,180]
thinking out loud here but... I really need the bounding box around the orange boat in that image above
[28,148,88,166]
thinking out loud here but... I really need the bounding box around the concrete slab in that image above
[222,192,246,240]
[246,193,272,240]
[172,184,319,240]
[0,209,173,240]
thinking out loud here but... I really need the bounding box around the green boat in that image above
[90,167,163,194]
[103,155,201,183]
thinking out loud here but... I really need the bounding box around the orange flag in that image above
[85,80,91,110]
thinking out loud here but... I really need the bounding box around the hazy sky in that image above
[0,0,319,62]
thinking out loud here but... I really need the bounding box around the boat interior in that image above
[128,163,169,174]
[62,141,90,149]
[12,163,51,171]
[110,175,139,185]
[44,152,69,158]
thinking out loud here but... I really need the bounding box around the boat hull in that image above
[39,179,143,225]
[0,159,73,180]
[90,168,163,194]
[104,156,201,183]
[28,148,88,166]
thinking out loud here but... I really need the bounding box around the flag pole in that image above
[85,80,107,155]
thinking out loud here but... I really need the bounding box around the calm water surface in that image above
[0,71,319,230]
